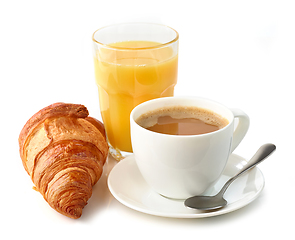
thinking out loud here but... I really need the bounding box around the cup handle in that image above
[230,108,250,152]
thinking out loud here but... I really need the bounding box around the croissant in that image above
[19,102,109,219]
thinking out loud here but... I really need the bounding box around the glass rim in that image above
[92,22,179,50]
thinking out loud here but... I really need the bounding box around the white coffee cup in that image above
[130,96,250,199]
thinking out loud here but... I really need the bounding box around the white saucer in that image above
[107,154,265,218]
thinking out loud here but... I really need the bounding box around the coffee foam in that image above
[136,106,229,129]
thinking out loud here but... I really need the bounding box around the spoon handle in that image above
[218,143,276,197]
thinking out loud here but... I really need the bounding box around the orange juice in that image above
[94,41,178,153]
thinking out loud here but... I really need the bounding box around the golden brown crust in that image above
[19,103,89,165]
[85,116,106,141]
[18,103,108,219]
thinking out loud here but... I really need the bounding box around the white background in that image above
[1,0,293,239]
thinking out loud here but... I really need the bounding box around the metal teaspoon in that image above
[184,143,276,211]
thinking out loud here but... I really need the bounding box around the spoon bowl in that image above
[184,143,276,211]
[185,195,227,211]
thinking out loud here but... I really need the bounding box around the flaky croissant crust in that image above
[19,103,108,219]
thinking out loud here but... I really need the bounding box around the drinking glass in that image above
[92,23,179,160]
